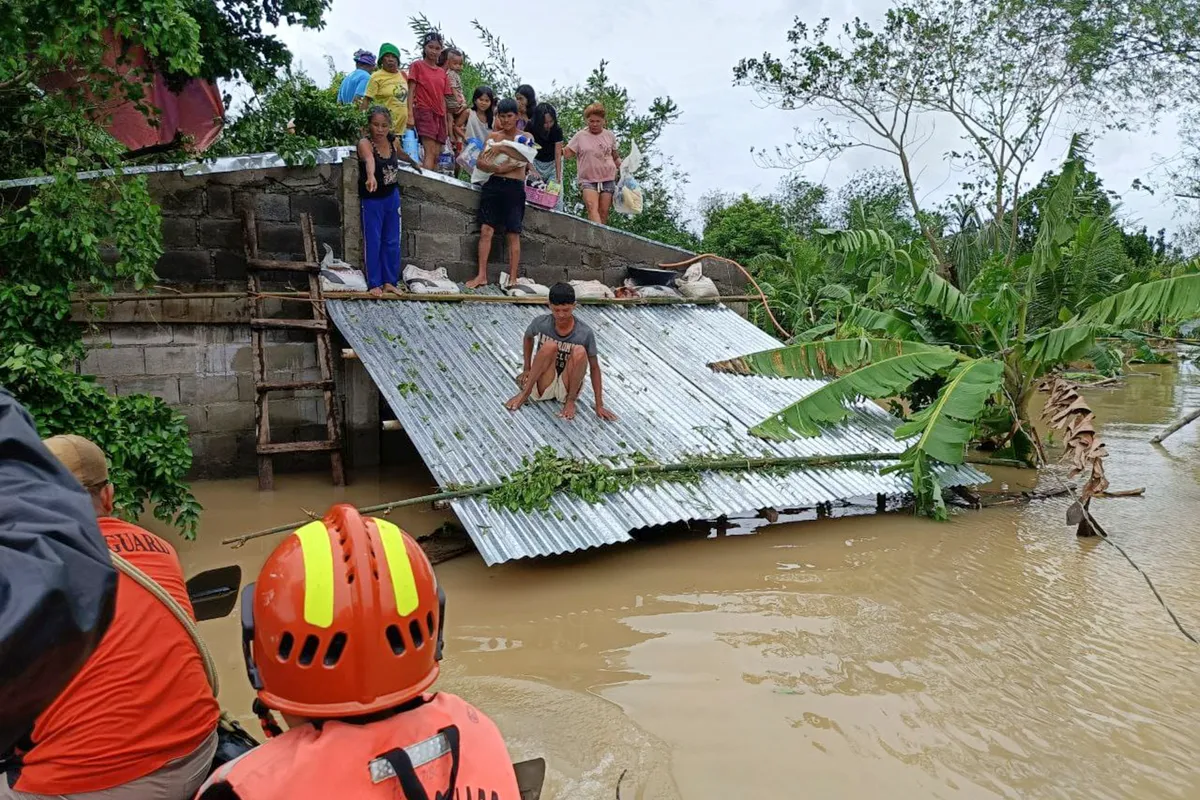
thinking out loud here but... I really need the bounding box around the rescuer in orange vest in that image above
[196,505,521,799]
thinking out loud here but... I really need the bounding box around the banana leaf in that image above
[709,338,945,379]
[746,347,962,440]
[910,268,974,324]
[893,358,1005,464]
[842,306,925,341]
[1078,273,1200,327]
[1023,324,1102,365]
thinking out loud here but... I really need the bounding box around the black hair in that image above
[366,104,392,124]
[496,97,519,116]
[421,31,444,47]
[531,102,562,144]
[548,282,575,306]
[437,46,462,68]
[515,84,537,116]
[471,85,496,127]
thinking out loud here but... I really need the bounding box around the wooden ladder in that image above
[241,209,345,490]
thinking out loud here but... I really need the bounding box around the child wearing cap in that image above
[363,43,409,133]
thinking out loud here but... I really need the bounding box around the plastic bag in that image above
[570,280,615,300]
[319,243,367,292]
[403,264,459,294]
[456,138,483,173]
[612,141,644,216]
[676,262,719,299]
[624,280,681,299]
[499,273,550,297]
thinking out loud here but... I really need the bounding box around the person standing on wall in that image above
[529,103,564,210]
[0,435,219,800]
[361,44,409,134]
[514,84,536,132]
[564,103,621,225]
[359,106,421,297]
[407,31,454,171]
[465,98,528,290]
[337,49,375,105]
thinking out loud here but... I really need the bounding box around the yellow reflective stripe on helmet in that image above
[373,518,419,616]
[294,520,335,628]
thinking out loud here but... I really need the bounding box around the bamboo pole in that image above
[221,452,1028,548]
[1150,407,1200,444]
[76,291,762,306]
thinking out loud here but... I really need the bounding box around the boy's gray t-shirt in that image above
[525,315,597,356]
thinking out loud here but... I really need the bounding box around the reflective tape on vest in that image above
[367,732,451,783]
[372,518,420,616]
[294,520,335,628]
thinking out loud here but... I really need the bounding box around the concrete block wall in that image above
[68,157,741,478]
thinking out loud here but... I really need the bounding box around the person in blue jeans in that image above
[358,106,420,295]
[337,49,375,105]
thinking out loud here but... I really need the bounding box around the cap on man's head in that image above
[42,434,109,490]
[548,282,575,306]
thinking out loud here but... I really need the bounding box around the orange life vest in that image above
[196,693,521,800]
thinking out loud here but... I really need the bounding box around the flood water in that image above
[166,359,1200,799]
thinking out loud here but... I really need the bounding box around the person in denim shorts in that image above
[565,102,621,224]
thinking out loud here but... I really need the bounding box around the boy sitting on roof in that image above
[505,282,618,421]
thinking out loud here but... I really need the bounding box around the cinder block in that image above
[208,186,234,218]
[442,261,480,283]
[198,219,244,250]
[205,343,251,375]
[401,202,420,235]
[518,239,543,266]
[162,217,197,248]
[144,345,203,375]
[159,187,204,216]
[314,226,342,257]
[265,343,317,372]
[180,375,239,404]
[256,193,292,222]
[179,405,206,433]
[420,204,470,235]
[114,376,181,404]
[256,223,304,254]
[155,250,212,282]
[543,242,582,266]
[527,265,569,286]
[110,325,172,346]
[191,433,239,468]
[79,326,110,347]
[80,347,146,377]
[413,232,461,263]
[205,402,256,432]
[292,195,341,227]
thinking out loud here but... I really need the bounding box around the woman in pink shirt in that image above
[565,102,622,224]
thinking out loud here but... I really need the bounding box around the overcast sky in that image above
[273,0,1191,237]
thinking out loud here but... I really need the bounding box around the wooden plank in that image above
[250,318,328,331]
[256,380,335,393]
[246,258,320,273]
[257,440,342,455]
[303,212,346,487]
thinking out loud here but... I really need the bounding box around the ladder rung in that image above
[256,380,335,393]
[257,441,341,455]
[251,318,328,331]
[246,258,320,273]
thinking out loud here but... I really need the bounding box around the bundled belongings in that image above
[675,262,719,299]
[403,264,459,294]
[623,279,682,298]
[318,243,368,293]
[471,135,538,185]
[569,279,616,299]
[499,273,550,297]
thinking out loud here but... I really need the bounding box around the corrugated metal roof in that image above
[327,300,989,565]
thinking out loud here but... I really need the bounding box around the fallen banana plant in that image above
[1040,376,1111,536]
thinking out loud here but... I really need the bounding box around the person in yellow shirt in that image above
[361,43,409,133]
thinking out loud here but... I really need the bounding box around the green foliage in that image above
[1078,271,1200,326]
[892,359,1005,465]
[699,194,795,264]
[487,446,634,512]
[210,68,365,164]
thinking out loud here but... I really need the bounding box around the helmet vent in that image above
[324,632,348,666]
[409,620,425,649]
[386,624,406,655]
[426,612,435,639]
[298,634,320,667]
[277,632,295,661]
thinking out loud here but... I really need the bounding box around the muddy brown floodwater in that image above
[163,359,1200,799]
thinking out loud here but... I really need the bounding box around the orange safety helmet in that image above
[240,504,446,718]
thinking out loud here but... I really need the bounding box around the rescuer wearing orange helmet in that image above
[195,505,521,799]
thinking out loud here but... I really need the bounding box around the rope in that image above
[110,552,220,695]
[657,253,793,341]
[1044,473,1199,645]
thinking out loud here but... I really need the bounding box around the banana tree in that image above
[711,140,1200,517]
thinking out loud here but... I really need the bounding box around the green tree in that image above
[699,194,794,264]
[711,139,1200,518]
